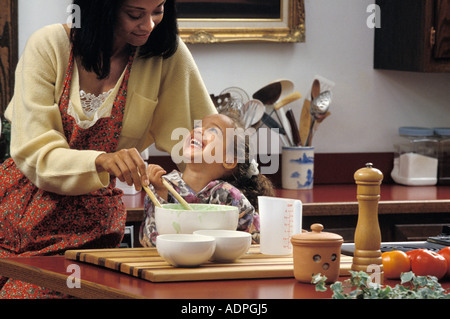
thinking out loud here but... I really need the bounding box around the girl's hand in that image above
[147,164,168,199]
[95,148,148,191]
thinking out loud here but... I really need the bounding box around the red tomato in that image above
[381,250,411,279]
[438,247,450,278]
[405,249,427,259]
[407,249,447,280]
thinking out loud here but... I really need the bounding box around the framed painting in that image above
[0,0,18,117]
[176,0,305,43]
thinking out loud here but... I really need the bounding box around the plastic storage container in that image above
[435,128,450,185]
[391,127,438,186]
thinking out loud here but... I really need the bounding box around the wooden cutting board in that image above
[65,246,352,283]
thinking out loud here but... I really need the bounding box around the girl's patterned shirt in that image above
[139,170,260,247]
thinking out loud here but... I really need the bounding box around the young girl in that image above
[140,109,274,246]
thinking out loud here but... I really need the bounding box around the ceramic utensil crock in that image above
[291,223,343,283]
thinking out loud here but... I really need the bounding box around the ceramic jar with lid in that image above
[291,223,343,283]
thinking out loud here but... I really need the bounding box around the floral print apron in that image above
[0,49,134,298]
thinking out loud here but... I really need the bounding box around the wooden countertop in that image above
[3,255,448,300]
[123,184,450,222]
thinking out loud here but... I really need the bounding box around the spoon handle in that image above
[305,119,316,147]
[286,109,302,146]
[162,179,193,210]
[143,185,162,208]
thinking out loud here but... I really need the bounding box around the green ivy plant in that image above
[313,271,450,299]
[0,117,11,163]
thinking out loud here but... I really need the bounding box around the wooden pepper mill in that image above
[351,163,384,281]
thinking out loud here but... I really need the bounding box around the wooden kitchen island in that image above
[1,184,449,302]
[124,184,450,244]
[0,253,449,301]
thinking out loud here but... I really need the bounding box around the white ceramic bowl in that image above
[155,204,239,234]
[193,230,252,262]
[156,234,216,267]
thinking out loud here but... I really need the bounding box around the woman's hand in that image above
[147,164,168,200]
[95,148,148,191]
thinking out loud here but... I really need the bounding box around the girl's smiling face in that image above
[115,0,166,48]
[183,114,237,167]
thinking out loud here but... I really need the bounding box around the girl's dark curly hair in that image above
[70,0,178,79]
[220,108,275,210]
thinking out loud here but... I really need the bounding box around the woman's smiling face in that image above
[115,0,166,48]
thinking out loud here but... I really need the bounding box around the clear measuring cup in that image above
[258,196,302,255]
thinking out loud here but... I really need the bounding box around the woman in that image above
[0,0,216,298]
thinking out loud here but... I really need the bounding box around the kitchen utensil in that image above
[314,75,335,93]
[260,112,289,146]
[258,196,302,255]
[308,111,331,146]
[281,146,314,189]
[305,90,332,146]
[252,82,282,105]
[291,223,343,283]
[156,234,216,267]
[272,91,302,114]
[220,86,250,110]
[299,79,320,146]
[143,185,162,208]
[253,80,295,145]
[260,112,286,135]
[267,91,302,146]
[311,90,332,118]
[242,99,265,128]
[194,230,251,262]
[285,109,301,146]
[299,99,311,146]
[269,92,302,145]
[210,93,231,111]
[155,203,239,234]
[311,79,320,100]
[162,178,193,210]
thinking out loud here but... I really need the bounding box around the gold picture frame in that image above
[177,0,305,44]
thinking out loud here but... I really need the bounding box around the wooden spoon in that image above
[162,179,193,210]
[300,79,321,146]
[311,79,320,101]
[143,185,162,208]
[299,99,311,146]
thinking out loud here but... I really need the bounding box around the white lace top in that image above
[67,61,123,129]
[68,90,113,129]
[80,89,113,118]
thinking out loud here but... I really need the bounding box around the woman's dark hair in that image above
[220,108,275,210]
[70,0,178,79]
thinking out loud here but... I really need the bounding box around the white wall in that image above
[18,0,72,51]
[18,0,450,155]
